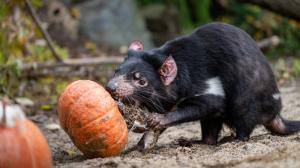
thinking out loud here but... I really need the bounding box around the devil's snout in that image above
[106,75,134,98]
[106,80,118,94]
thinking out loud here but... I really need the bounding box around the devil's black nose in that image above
[106,81,118,94]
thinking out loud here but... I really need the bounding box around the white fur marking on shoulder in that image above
[272,93,281,100]
[203,77,225,97]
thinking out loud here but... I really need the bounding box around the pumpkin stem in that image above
[1,97,9,126]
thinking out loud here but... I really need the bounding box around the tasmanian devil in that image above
[106,22,300,151]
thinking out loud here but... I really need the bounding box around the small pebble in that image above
[45,123,61,131]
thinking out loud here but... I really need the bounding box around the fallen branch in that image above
[238,0,300,21]
[21,56,124,71]
[20,36,279,78]
[20,56,124,78]
[256,35,280,51]
[25,0,61,62]
[21,66,115,78]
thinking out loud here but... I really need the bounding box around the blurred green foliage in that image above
[137,0,300,58]
[0,0,69,97]
[218,1,300,58]
[1,0,300,99]
[137,0,211,32]
[293,60,300,76]
[0,61,21,97]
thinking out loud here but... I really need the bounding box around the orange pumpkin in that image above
[0,102,52,168]
[57,80,128,158]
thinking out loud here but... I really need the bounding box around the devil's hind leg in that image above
[228,100,259,141]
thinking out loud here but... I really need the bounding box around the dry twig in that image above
[25,0,61,62]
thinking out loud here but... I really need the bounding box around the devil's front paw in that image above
[146,113,169,130]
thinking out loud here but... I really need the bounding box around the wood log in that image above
[20,56,124,78]
[21,56,124,70]
[20,36,279,78]
[239,0,300,21]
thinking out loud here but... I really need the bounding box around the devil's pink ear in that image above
[159,56,177,86]
[129,41,144,51]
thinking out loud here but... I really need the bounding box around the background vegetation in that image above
[137,0,300,57]
[1,0,300,101]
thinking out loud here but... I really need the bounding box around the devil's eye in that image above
[139,79,147,86]
[133,72,141,80]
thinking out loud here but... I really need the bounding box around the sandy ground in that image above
[32,81,300,168]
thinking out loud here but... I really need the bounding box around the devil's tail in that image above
[265,115,300,135]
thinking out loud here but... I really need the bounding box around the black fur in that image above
[107,22,300,145]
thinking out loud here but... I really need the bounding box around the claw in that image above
[146,113,169,130]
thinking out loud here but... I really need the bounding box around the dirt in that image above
[31,81,300,168]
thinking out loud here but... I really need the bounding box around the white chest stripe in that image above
[272,93,281,100]
[203,77,225,97]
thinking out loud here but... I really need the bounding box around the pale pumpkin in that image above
[57,80,128,158]
[0,102,52,168]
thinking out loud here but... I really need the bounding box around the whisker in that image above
[134,93,165,112]
[138,89,175,103]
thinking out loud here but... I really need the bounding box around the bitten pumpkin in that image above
[57,80,128,158]
[0,101,52,168]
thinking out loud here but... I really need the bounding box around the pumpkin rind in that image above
[58,80,128,158]
[0,119,52,168]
